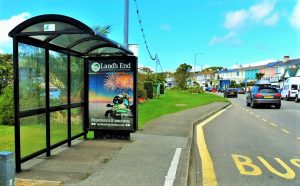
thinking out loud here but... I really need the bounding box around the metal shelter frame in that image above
[8,14,133,172]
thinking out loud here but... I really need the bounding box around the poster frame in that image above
[87,55,138,133]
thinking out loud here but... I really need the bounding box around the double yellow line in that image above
[196,106,230,186]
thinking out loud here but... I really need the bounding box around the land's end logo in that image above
[91,62,100,72]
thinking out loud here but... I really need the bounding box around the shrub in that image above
[0,85,14,125]
[187,86,204,94]
[143,81,153,99]
[160,84,165,94]
[138,86,147,99]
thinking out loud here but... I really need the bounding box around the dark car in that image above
[246,86,281,109]
[224,88,238,98]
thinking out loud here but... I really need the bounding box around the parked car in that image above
[205,87,212,92]
[237,87,246,94]
[246,85,281,109]
[295,85,300,103]
[224,88,238,98]
[281,77,300,100]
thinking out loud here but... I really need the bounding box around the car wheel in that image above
[275,104,281,109]
[251,100,256,108]
[295,96,299,103]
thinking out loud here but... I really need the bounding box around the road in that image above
[194,93,300,186]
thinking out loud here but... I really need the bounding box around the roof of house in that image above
[277,58,300,67]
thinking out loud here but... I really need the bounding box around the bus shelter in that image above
[9,14,137,172]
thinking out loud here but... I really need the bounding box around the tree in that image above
[0,54,13,94]
[93,25,111,35]
[174,63,192,90]
[255,73,265,80]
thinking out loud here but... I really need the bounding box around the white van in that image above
[281,77,300,100]
[295,85,300,103]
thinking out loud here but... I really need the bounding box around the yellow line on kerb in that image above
[196,106,229,186]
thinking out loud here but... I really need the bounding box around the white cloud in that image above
[249,1,275,22]
[224,10,248,29]
[223,0,279,30]
[209,31,238,46]
[263,13,279,26]
[289,0,300,29]
[0,12,30,52]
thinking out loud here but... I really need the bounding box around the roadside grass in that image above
[0,89,227,155]
[138,90,228,128]
[0,123,83,157]
[0,125,14,152]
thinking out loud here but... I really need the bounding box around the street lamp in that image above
[194,52,203,80]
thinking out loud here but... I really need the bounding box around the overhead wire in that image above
[133,0,164,72]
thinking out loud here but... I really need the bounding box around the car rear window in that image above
[291,84,298,90]
[258,88,277,93]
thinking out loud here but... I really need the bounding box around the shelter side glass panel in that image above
[88,56,137,131]
[71,56,84,103]
[50,110,67,145]
[71,107,84,136]
[49,51,68,106]
[20,114,46,158]
[18,43,45,111]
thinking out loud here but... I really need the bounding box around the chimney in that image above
[283,56,289,63]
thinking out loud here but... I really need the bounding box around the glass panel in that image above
[50,110,68,145]
[71,107,84,136]
[20,114,46,158]
[89,47,126,55]
[72,40,106,53]
[29,35,50,41]
[49,51,68,106]
[50,34,90,48]
[22,22,80,33]
[71,57,84,103]
[19,43,45,111]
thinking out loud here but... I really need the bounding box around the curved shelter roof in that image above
[9,14,133,56]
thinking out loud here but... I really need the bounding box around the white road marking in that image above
[270,123,277,127]
[164,148,182,186]
[255,115,260,118]
[281,129,290,134]
[262,119,267,122]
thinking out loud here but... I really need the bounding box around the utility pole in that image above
[124,0,129,48]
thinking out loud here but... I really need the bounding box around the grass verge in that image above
[138,90,228,128]
[0,90,227,155]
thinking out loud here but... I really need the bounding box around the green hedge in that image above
[0,85,14,125]
[144,81,153,99]
[160,84,165,94]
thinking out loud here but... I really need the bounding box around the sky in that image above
[0,0,300,72]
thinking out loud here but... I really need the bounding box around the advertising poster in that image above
[88,57,137,131]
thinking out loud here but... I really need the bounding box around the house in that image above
[245,65,264,81]
[216,68,245,83]
[295,65,300,77]
[195,69,215,87]
[260,61,282,79]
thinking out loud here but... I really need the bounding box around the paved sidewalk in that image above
[16,102,229,186]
